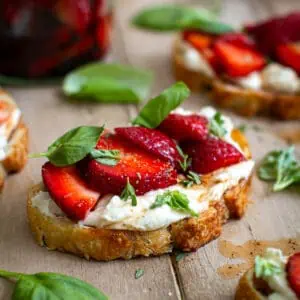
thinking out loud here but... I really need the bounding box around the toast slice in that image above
[0,91,28,190]
[173,39,300,120]
[27,130,252,261]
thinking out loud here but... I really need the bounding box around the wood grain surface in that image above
[1,0,300,299]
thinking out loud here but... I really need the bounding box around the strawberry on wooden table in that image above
[42,162,100,221]
[115,127,181,166]
[214,41,266,77]
[276,43,300,74]
[158,113,208,142]
[85,133,177,196]
[181,137,245,174]
[287,253,300,297]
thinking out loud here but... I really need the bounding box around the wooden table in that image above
[1,0,300,299]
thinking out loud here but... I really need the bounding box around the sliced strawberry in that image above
[287,252,300,297]
[84,133,177,196]
[183,31,213,51]
[181,137,245,174]
[216,33,256,50]
[42,162,100,221]
[276,43,300,74]
[214,41,266,77]
[55,0,91,32]
[158,113,208,142]
[96,14,112,54]
[115,127,181,166]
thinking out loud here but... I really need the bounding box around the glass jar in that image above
[0,0,112,78]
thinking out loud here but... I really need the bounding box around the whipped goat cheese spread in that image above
[257,248,297,300]
[235,71,262,90]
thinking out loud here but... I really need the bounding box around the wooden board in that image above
[0,0,300,299]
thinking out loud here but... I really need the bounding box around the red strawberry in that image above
[55,0,91,32]
[276,43,300,74]
[158,113,208,142]
[181,137,245,174]
[115,127,181,166]
[96,14,112,54]
[287,252,300,297]
[214,41,266,77]
[84,133,177,196]
[183,31,213,51]
[216,33,256,50]
[42,162,100,221]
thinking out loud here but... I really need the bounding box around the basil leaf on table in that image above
[258,146,300,191]
[132,4,234,34]
[0,269,108,300]
[30,126,104,166]
[132,82,190,128]
[63,63,153,104]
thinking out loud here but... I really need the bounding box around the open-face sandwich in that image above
[236,248,300,299]
[28,83,254,261]
[0,89,28,190]
[174,12,300,120]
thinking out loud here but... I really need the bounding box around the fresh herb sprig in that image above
[209,112,227,138]
[255,256,282,278]
[0,269,108,300]
[258,146,300,191]
[180,171,201,188]
[30,126,104,166]
[150,190,198,217]
[120,179,137,206]
[176,145,191,172]
[90,149,120,166]
[135,269,144,279]
[132,82,190,128]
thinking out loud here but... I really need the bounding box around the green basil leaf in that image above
[135,269,144,279]
[132,82,190,128]
[175,252,187,262]
[0,74,62,86]
[131,4,234,34]
[254,256,282,279]
[209,112,227,138]
[150,190,198,217]
[120,179,137,206]
[258,147,300,191]
[30,126,104,166]
[91,149,120,166]
[63,63,153,104]
[181,171,201,188]
[0,270,108,300]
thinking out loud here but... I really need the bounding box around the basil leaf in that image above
[135,269,144,279]
[132,82,190,128]
[181,171,201,188]
[90,149,120,166]
[175,252,187,262]
[0,74,62,86]
[132,4,234,34]
[120,179,137,206]
[258,147,300,191]
[150,190,198,217]
[30,126,104,166]
[63,63,153,104]
[0,270,108,300]
[254,256,282,279]
[209,112,227,138]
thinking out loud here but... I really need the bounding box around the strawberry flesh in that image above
[214,41,266,77]
[181,137,245,174]
[115,127,181,166]
[84,133,177,196]
[216,33,256,50]
[276,43,300,74]
[287,252,300,297]
[159,113,208,142]
[42,162,100,221]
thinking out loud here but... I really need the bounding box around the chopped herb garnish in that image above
[135,269,144,279]
[175,252,187,262]
[150,190,198,217]
[180,171,201,188]
[238,124,247,133]
[90,149,120,166]
[176,145,191,172]
[120,179,137,206]
[209,112,227,138]
[255,256,282,278]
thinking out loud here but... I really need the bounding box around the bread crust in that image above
[173,40,300,120]
[235,269,266,300]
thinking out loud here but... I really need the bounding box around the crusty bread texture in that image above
[173,40,300,120]
[27,130,252,261]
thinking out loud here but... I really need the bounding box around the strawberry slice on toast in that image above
[85,133,177,196]
[287,253,300,297]
[181,137,245,174]
[42,162,100,221]
[276,43,300,74]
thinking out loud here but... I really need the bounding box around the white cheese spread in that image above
[178,40,215,77]
[256,248,297,300]
[235,71,262,90]
[262,63,300,94]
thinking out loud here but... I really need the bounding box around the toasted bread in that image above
[27,130,252,261]
[173,39,300,120]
